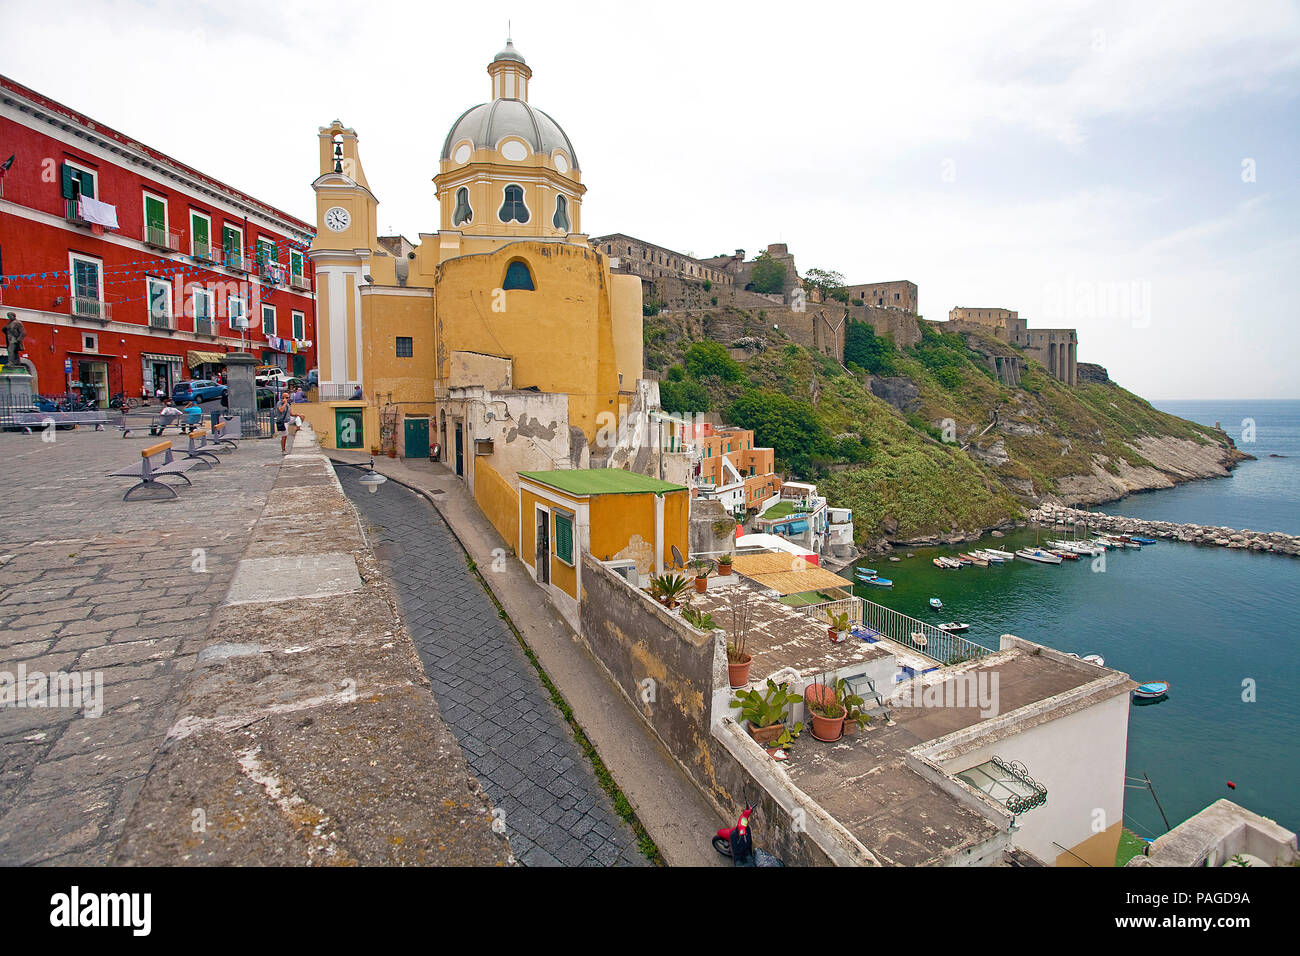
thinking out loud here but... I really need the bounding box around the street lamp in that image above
[359,457,387,495]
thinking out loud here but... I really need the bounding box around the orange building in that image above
[695,424,780,515]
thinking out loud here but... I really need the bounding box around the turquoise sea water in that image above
[847,400,1300,839]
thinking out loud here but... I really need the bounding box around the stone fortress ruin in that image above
[595,233,1081,386]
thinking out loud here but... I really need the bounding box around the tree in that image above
[683,340,742,382]
[844,321,897,375]
[746,252,786,294]
[725,390,831,475]
[659,379,709,414]
[802,267,847,304]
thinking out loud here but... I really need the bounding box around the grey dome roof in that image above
[493,39,525,63]
[440,98,579,169]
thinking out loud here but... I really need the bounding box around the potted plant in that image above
[649,573,690,609]
[689,557,713,593]
[826,610,850,644]
[804,674,846,742]
[725,596,753,688]
[764,722,802,756]
[729,680,803,747]
[840,681,870,737]
[717,553,733,577]
[682,606,717,632]
[369,444,379,456]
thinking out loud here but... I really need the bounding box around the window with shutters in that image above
[222,225,243,268]
[262,304,276,336]
[143,193,168,246]
[289,250,303,277]
[292,310,305,340]
[147,276,171,328]
[502,259,534,291]
[190,211,212,258]
[60,161,96,200]
[553,509,574,566]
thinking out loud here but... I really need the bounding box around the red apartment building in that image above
[0,75,316,402]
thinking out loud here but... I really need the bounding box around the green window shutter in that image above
[78,170,95,199]
[290,251,303,276]
[262,306,275,335]
[292,311,304,339]
[191,214,208,245]
[61,164,76,199]
[554,511,574,564]
[223,226,240,255]
[145,195,165,230]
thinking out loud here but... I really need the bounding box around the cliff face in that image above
[643,313,1245,544]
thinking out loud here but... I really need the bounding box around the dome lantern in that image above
[488,37,532,101]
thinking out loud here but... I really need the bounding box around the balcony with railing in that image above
[192,240,214,262]
[64,198,88,225]
[195,316,216,337]
[224,251,251,273]
[289,272,311,292]
[71,296,111,321]
[149,310,174,331]
[143,224,181,252]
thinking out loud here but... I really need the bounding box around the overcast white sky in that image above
[3,0,1297,399]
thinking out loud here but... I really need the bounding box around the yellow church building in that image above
[300,39,655,550]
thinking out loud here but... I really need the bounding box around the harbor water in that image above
[848,399,1300,839]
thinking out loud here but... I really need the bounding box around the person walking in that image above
[276,390,294,455]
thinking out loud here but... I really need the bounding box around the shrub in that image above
[934,366,963,390]
[844,321,898,375]
[684,341,743,382]
[746,252,786,294]
[660,379,709,414]
[725,389,832,475]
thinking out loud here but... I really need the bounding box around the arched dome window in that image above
[453,187,473,227]
[499,184,529,224]
[553,195,569,231]
[503,259,535,291]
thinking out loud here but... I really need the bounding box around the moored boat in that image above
[958,552,989,567]
[1133,680,1170,700]
[929,597,943,610]
[855,568,877,578]
[972,549,1005,563]
[861,575,893,587]
[1082,654,1105,666]
[1130,536,1157,545]
[1016,548,1063,564]
[1050,549,1081,560]
[982,548,1015,560]
[937,621,970,633]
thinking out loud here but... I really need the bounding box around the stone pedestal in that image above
[224,352,258,433]
[1,366,35,410]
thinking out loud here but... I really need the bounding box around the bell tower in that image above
[309,121,379,398]
[488,38,532,101]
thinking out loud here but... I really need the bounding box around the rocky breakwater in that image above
[1032,504,1300,557]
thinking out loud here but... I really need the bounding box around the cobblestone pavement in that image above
[0,427,283,864]
[336,464,650,867]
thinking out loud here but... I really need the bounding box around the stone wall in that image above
[577,556,870,865]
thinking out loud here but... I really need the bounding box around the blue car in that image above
[172,379,227,403]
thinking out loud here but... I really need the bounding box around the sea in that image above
[847,400,1300,840]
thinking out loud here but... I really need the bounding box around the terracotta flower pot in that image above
[810,707,845,742]
[748,721,784,746]
[695,576,708,593]
[727,654,753,688]
[717,564,732,576]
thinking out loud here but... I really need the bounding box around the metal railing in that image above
[192,240,214,262]
[148,311,173,330]
[195,317,216,336]
[64,198,87,224]
[797,595,994,666]
[71,296,111,320]
[289,273,311,292]
[143,225,181,252]
[319,382,361,401]
[224,252,251,273]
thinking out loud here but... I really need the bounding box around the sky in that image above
[2,0,1297,399]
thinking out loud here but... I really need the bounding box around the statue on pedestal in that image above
[3,313,26,368]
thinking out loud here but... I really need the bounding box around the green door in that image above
[144,195,165,243]
[191,213,209,252]
[335,409,364,449]
[292,354,306,377]
[403,418,429,459]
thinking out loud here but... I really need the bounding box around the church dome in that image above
[493,39,526,63]
[440,98,579,170]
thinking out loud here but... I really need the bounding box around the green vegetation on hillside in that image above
[642,310,1232,544]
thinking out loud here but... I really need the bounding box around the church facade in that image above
[300,41,651,548]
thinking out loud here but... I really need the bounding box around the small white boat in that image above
[929,597,943,610]
[972,549,1006,564]
[938,622,970,633]
[1048,540,1103,556]
[1082,654,1105,666]
[932,556,962,569]
[983,548,1015,560]
[1016,548,1063,564]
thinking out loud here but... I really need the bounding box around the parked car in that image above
[172,380,228,403]
[256,386,278,409]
